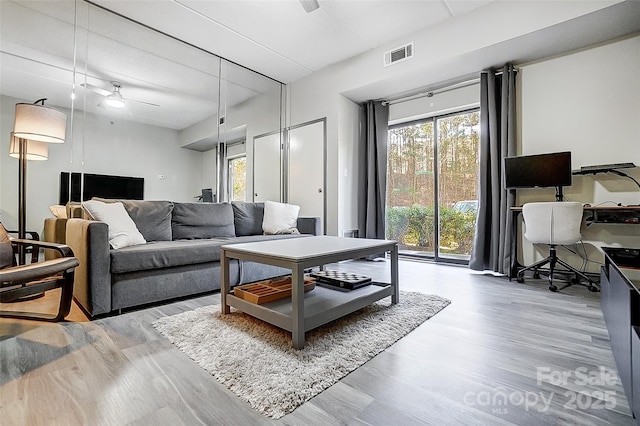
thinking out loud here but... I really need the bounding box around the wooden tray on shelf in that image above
[233,275,316,304]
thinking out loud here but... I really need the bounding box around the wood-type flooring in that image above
[0,259,634,425]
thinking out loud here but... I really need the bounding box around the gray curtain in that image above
[358,100,389,246]
[469,64,517,274]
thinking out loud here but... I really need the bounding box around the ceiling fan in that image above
[81,81,159,108]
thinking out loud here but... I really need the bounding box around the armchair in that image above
[1,224,79,321]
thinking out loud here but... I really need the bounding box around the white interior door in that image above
[253,132,281,202]
[288,120,325,231]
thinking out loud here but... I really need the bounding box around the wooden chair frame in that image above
[1,239,79,321]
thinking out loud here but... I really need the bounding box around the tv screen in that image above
[59,172,144,204]
[504,151,572,189]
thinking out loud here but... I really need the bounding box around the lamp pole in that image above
[17,136,27,264]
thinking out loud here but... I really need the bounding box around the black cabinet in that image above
[601,248,640,421]
[633,326,640,424]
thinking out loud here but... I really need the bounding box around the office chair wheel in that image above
[571,277,580,284]
[549,284,558,292]
[588,285,599,292]
[533,271,541,279]
[517,276,524,283]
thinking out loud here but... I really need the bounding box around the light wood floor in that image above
[0,259,635,425]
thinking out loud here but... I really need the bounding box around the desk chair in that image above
[516,202,598,292]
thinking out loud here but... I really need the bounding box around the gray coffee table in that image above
[220,236,398,349]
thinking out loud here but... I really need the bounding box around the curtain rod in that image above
[382,77,479,106]
[381,66,518,106]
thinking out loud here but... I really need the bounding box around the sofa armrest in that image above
[297,217,322,236]
[43,218,68,260]
[66,218,112,317]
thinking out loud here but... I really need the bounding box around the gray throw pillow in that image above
[231,202,264,236]
[92,198,174,242]
[0,223,15,269]
[172,202,236,240]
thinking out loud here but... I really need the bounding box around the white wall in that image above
[519,35,640,272]
[337,96,361,236]
[285,1,615,236]
[0,94,205,235]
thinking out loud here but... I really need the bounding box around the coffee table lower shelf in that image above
[226,282,393,332]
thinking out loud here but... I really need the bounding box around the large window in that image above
[228,155,247,202]
[386,109,480,263]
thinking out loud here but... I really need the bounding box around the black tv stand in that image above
[601,248,640,420]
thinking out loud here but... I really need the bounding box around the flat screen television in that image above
[504,151,572,190]
[59,172,144,204]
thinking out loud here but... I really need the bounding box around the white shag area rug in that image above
[153,291,450,419]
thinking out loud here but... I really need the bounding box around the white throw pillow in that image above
[82,200,146,249]
[262,200,300,235]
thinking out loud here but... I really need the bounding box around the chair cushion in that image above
[172,202,236,240]
[522,202,583,245]
[92,198,173,242]
[232,202,264,236]
[0,224,15,269]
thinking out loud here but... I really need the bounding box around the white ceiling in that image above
[2,0,640,132]
[92,0,493,84]
[92,0,640,92]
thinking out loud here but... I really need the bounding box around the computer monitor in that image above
[201,188,214,203]
[504,151,572,200]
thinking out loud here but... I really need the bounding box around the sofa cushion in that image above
[231,202,264,236]
[93,198,173,242]
[172,202,236,240]
[110,239,226,274]
[83,200,147,249]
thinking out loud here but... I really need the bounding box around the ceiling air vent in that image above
[384,42,414,67]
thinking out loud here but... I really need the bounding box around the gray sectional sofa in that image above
[65,200,321,318]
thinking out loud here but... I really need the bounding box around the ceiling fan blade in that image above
[123,97,160,107]
[299,0,319,13]
[80,82,112,97]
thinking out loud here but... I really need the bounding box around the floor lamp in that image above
[11,99,67,264]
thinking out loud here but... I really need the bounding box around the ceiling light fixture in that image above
[105,84,125,108]
[299,0,319,13]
